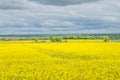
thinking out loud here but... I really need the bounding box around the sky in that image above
[0,0,120,34]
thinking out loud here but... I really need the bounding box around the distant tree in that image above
[1,38,6,41]
[64,35,96,39]
[50,36,63,42]
[101,36,110,42]
[50,36,56,42]
[72,36,78,39]
[90,36,95,39]
[77,36,83,39]
[68,36,77,39]
[64,36,69,39]
[34,38,39,43]
[56,37,63,42]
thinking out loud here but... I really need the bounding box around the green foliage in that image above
[1,38,6,41]
[0,34,119,41]
[55,37,62,42]
[50,36,56,42]
[34,39,39,43]
[64,35,95,39]
[50,36,63,42]
[101,36,110,42]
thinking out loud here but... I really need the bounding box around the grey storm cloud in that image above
[0,0,100,10]
[29,0,100,6]
[0,0,120,34]
[0,0,28,9]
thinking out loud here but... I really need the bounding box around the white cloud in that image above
[41,20,75,27]
[0,0,120,34]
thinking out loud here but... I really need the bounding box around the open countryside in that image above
[0,0,120,79]
[0,38,120,80]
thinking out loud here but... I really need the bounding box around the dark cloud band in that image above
[0,0,29,9]
[29,0,100,6]
[0,0,100,10]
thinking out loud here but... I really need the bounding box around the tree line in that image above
[0,35,110,42]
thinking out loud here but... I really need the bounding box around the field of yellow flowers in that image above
[0,40,120,80]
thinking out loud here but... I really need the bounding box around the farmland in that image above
[0,40,120,80]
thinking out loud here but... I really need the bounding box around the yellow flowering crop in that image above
[0,40,120,80]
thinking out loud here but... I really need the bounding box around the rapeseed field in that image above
[0,40,120,80]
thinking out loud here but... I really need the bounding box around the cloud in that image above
[29,0,100,6]
[0,0,120,34]
[0,0,39,9]
[0,0,26,9]
[41,19,75,27]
